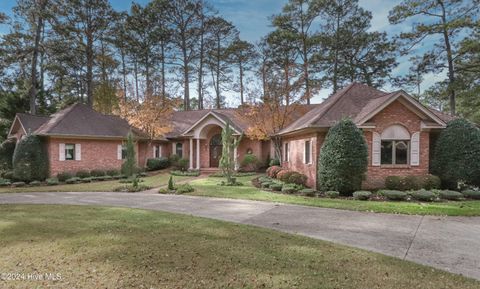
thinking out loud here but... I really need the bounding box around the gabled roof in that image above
[8,113,51,137]
[278,83,450,135]
[34,103,149,139]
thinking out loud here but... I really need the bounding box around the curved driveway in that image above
[0,191,479,280]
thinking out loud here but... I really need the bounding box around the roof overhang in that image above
[7,115,27,138]
[39,134,149,141]
[181,111,242,138]
[355,91,447,128]
[276,126,329,137]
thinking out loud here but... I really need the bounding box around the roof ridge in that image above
[35,103,80,134]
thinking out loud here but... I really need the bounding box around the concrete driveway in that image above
[0,191,479,280]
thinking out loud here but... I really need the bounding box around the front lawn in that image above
[0,173,191,193]
[0,205,478,288]
[187,175,480,216]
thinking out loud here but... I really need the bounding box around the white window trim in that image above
[284,142,289,163]
[304,139,312,165]
[381,140,410,165]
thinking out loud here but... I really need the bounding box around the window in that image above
[304,140,311,164]
[175,143,183,158]
[380,125,410,165]
[121,145,127,160]
[284,142,289,162]
[155,145,160,158]
[65,144,75,160]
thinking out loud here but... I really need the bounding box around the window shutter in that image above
[117,144,123,160]
[372,132,381,166]
[75,144,81,161]
[59,143,65,161]
[411,132,420,166]
[153,146,157,158]
[159,146,162,157]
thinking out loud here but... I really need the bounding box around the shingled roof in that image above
[15,113,51,134]
[278,83,450,135]
[33,103,149,139]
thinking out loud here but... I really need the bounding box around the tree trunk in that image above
[215,37,221,109]
[181,35,190,110]
[197,15,205,110]
[438,0,456,115]
[134,56,139,101]
[239,61,244,105]
[29,0,47,115]
[120,48,127,101]
[161,41,166,100]
[86,32,94,107]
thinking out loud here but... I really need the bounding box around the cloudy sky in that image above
[0,0,443,103]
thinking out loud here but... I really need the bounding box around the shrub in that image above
[75,170,91,178]
[90,170,106,177]
[12,181,26,187]
[381,190,407,201]
[46,178,59,186]
[12,135,49,182]
[146,157,170,171]
[269,158,280,166]
[266,166,282,178]
[411,190,436,202]
[176,183,194,194]
[0,178,11,187]
[258,176,272,183]
[288,172,308,186]
[261,181,272,188]
[121,132,138,177]
[462,190,480,200]
[106,169,120,176]
[171,158,189,171]
[168,176,175,190]
[29,180,42,186]
[65,177,81,184]
[438,190,463,201]
[281,184,297,194]
[241,154,258,172]
[318,119,368,195]
[325,191,340,198]
[270,183,283,191]
[353,191,372,200]
[299,188,316,197]
[432,119,480,189]
[57,172,73,182]
[0,139,16,171]
[103,176,113,181]
[113,184,151,193]
[386,175,441,191]
[2,171,14,180]
[276,170,294,183]
[81,177,93,183]
[170,170,200,177]
[209,172,256,177]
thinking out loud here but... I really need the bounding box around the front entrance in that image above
[209,134,222,167]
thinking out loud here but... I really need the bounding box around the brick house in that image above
[8,83,452,188]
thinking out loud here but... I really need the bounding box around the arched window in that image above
[380,125,410,165]
[175,143,183,158]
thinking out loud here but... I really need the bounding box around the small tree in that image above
[317,119,368,195]
[12,135,49,181]
[219,122,242,185]
[432,119,480,189]
[121,132,137,177]
[0,139,16,172]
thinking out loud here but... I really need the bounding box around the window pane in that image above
[155,145,160,158]
[122,145,127,160]
[65,144,75,160]
[381,141,393,165]
[305,141,310,164]
[176,143,183,158]
[285,143,289,162]
[395,141,408,165]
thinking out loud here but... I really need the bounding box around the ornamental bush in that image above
[353,191,372,200]
[146,157,170,171]
[411,189,436,202]
[266,166,282,178]
[287,172,308,186]
[90,170,106,177]
[437,190,463,201]
[0,139,16,171]
[276,170,294,183]
[385,175,441,191]
[432,119,480,189]
[380,190,407,201]
[317,119,368,195]
[75,170,91,178]
[121,132,138,177]
[12,135,49,182]
[241,154,258,172]
[462,190,480,200]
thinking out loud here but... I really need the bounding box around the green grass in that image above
[187,176,480,216]
[0,173,192,193]
[0,205,478,288]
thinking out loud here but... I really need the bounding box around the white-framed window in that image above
[304,140,311,164]
[284,142,289,162]
[373,124,418,166]
[175,143,183,158]
[65,144,75,160]
[381,140,409,165]
[121,145,127,160]
[154,145,161,158]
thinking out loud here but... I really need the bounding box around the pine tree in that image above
[121,132,137,177]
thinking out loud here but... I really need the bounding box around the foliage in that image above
[46,178,59,186]
[380,190,407,201]
[106,169,120,176]
[269,158,280,166]
[462,190,480,200]
[11,181,26,187]
[121,132,137,177]
[353,191,372,201]
[411,190,436,202]
[0,178,11,187]
[75,170,91,179]
[113,184,151,193]
[266,166,283,178]
[385,175,441,191]
[325,191,340,198]
[12,135,49,182]
[281,184,298,194]
[176,183,194,194]
[90,170,106,177]
[276,170,294,183]
[286,172,308,186]
[146,157,170,171]
[299,188,316,197]
[56,172,72,182]
[317,119,368,195]
[437,190,463,201]
[168,176,175,191]
[270,183,283,191]
[240,154,258,172]
[219,122,242,185]
[208,172,256,178]
[432,119,480,189]
[0,139,16,171]
[65,177,81,184]
[170,170,200,177]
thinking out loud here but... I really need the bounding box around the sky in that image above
[0,0,444,104]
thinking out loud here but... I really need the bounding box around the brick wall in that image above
[363,100,430,189]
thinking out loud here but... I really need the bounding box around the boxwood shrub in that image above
[75,170,91,178]
[106,169,120,176]
[411,190,436,202]
[146,157,170,171]
[385,175,441,191]
[381,190,407,201]
[270,183,283,191]
[12,135,49,182]
[90,170,106,177]
[438,190,463,201]
[57,172,73,182]
[65,177,81,184]
[325,191,340,198]
[299,188,316,197]
[353,191,372,200]
[12,181,26,187]
[0,139,16,171]
[462,190,480,200]
[281,184,297,194]
[0,178,11,187]
[46,178,59,186]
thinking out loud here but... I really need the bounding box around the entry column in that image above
[196,138,201,170]
[189,138,193,170]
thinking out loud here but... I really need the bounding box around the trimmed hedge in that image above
[90,170,106,177]
[176,183,194,194]
[353,191,372,200]
[0,139,16,171]
[432,119,480,189]
[170,170,200,177]
[241,154,258,172]
[266,166,282,178]
[46,178,59,186]
[106,169,120,176]
[318,119,368,195]
[12,135,49,182]
[438,190,463,201]
[270,183,283,191]
[411,190,436,202]
[462,190,480,200]
[325,191,340,198]
[299,188,316,197]
[75,170,91,178]
[146,157,170,171]
[380,190,407,201]
[281,184,297,194]
[57,172,73,182]
[385,175,441,191]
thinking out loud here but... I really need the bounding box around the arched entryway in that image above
[209,134,222,167]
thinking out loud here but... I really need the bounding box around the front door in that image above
[209,134,222,167]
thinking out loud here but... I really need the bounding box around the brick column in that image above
[196,138,200,170]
